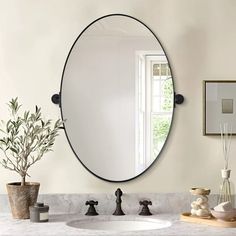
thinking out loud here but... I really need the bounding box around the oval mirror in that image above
[60,14,175,182]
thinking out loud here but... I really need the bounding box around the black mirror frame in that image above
[51,13,184,183]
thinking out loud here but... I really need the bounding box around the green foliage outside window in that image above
[153,77,173,157]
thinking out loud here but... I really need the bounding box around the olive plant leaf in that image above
[0,98,62,186]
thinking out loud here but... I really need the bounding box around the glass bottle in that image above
[218,169,232,204]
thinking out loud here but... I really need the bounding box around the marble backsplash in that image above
[0,192,223,215]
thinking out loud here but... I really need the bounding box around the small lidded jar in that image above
[29,202,49,222]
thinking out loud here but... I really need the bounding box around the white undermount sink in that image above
[66,216,171,232]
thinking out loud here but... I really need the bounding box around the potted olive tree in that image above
[0,98,62,219]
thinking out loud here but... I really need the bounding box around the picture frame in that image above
[203,80,236,135]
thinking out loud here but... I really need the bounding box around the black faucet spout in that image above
[113,188,125,215]
[115,188,122,202]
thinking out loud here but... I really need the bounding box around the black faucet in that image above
[85,200,99,216]
[113,188,125,215]
[139,200,152,215]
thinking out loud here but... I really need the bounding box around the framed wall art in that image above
[203,80,236,135]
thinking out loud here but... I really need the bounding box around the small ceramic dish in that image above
[190,188,210,196]
[210,208,236,222]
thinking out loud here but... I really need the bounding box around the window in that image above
[135,53,173,173]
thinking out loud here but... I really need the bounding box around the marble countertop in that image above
[1,213,236,236]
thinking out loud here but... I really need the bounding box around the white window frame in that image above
[135,51,172,174]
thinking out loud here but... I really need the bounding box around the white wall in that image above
[0,0,236,194]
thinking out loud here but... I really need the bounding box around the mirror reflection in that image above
[61,14,174,181]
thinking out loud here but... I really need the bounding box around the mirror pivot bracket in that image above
[175,93,184,105]
[51,93,61,107]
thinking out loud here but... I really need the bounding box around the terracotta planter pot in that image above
[6,182,40,219]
